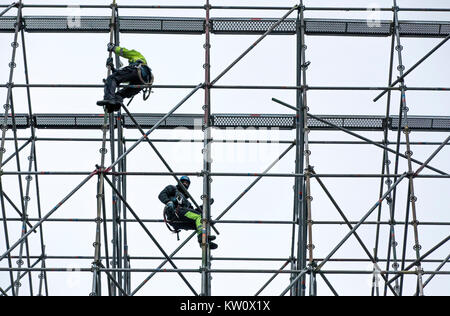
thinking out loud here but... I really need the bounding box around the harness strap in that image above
[139,67,154,101]
[137,66,154,85]
[163,208,180,234]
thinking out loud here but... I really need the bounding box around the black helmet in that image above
[180,176,191,189]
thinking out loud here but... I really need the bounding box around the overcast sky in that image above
[0,0,449,296]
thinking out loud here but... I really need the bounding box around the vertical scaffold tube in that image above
[0,0,23,297]
[298,1,316,296]
[109,3,122,296]
[92,0,117,297]
[392,0,424,296]
[293,2,308,297]
[201,0,213,296]
[20,20,49,296]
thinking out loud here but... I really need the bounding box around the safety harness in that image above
[130,61,154,101]
[163,194,192,241]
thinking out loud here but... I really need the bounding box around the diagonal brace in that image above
[0,138,31,168]
[120,105,219,235]
[211,5,298,86]
[130,143,295,296]
[2,190,33,230]
[316,173,408,271]
[0,2,16,18]
[0,173,95,263]
[255,259,291,296]
[106,84,202,172]
[312,168,399,296]
[307,113,448,176]
[387,234,450,286]
[104,175,199,296]
[271,98,448,176]
[374,33,450,102]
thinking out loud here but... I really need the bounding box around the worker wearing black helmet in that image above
[158,176,218,250]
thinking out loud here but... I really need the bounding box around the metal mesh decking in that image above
[122,114,204,129]
[211,18,296,35]
[1,16,449,37]
[212,114,296,129]
[391,116,450,131]
[120,17,204,34]
[34,114,115,129]
[6,114,450,131]
[4,114,29,129]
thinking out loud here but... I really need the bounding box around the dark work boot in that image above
[198,234,217,243]
[112,100,123,112]
[97,100,123,113]
[97,99,116,107]
[197,234,218,250]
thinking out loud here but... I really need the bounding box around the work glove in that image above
[106,57,115,69]
[166,201,175,211]
[107,43,117,52]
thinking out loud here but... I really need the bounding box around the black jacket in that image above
[158,185,193,209]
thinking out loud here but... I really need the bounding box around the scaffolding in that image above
[0,1,449,296]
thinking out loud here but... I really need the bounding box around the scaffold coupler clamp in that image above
[95,164,102,174]
[90,262,99,272]
[301,61,311,70]
[415,266,424,276]
[14,2,22,9]
[306,243,315,251]
[94,217,103,225]
[201,171,213,183]
[307,262,316,274]
[109,1,118,15]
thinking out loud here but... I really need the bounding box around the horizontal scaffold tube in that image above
[0,171,449,178]
[2,83,450,91]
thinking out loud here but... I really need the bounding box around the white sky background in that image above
[0,0,449,296]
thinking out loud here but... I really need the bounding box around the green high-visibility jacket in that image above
[114,46,148,65]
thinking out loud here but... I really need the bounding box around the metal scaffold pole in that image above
[110,1,123,296]
[392,0,425,296]
[372,14,399,296]
[19,17,49,297]
[0,0,23,297]
[92,0,117,297]
[293,1,308,297]
[201,0,213,296]
[295,1,316,296]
